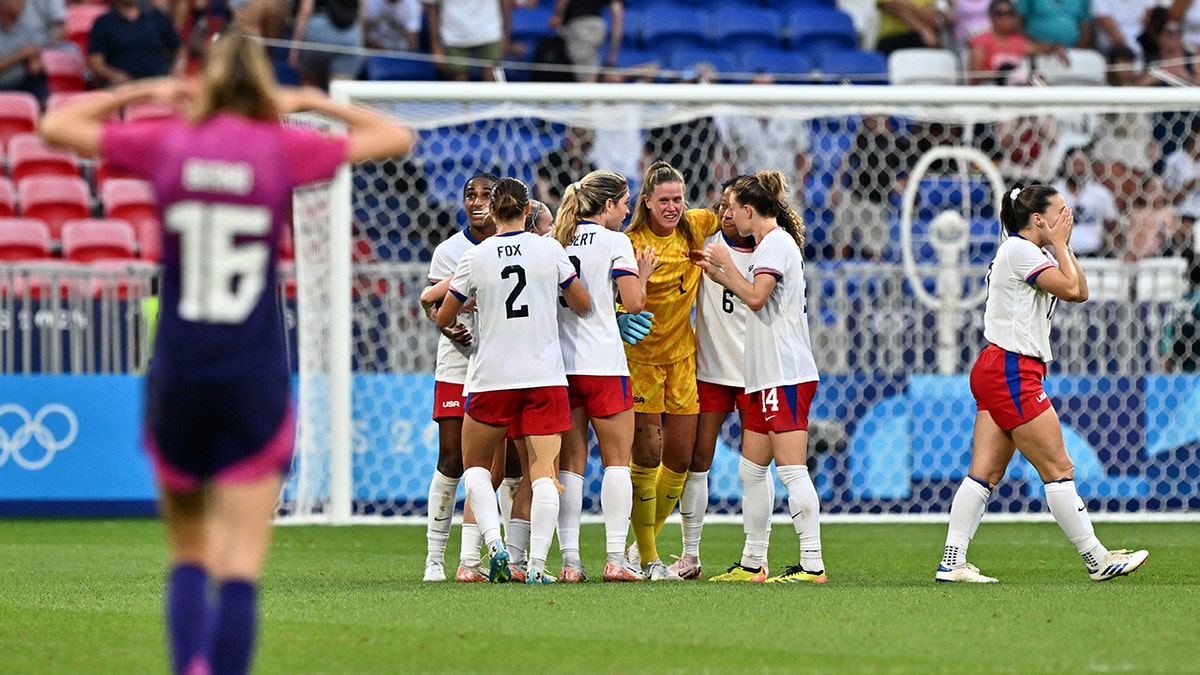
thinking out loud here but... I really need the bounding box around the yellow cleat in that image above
[709,562,768,582]
[765,564,827,584]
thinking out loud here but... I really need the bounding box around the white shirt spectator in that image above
[364,0,421,49]
[421,0,502,48]
[1052,178,1119,255]
[1162,145,1200,220]
[1091,0,1157,60]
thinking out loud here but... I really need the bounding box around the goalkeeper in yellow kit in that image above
[620,161,718,580]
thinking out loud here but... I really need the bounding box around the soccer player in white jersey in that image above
[681,178,761,582]
[936,185,1149,583]
[695,171,827,584]
[420,172,502,583]
[550,170,657,582]
[437,177,591,584]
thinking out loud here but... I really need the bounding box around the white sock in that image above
[506,518,530,566]
[601,465,632,564]
[425,470,459,563]
[943,476,991,568]
[1045,480,1107,569]
[529,477,560,571]
[499,476,520,534]
[738,456,772,569]
[557,470,584,567]
[777,464,823,573]
[680,470,708,558]
[462,466,502,553]
[459,523,482,568]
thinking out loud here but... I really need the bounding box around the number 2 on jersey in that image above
[165,201,272,324]
[502,264,529,318]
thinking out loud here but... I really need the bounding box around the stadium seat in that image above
[739,47,815,80]
[712,7,783,51]
[365,55,438,81]
[0,91,39,151]
[667,47,738,81]
[124,99,179,122]
[1135,256,1188,302]
[0,217,52,261]
[0,175,15,217]
[1032,48,1107,86]
[40,49,88,93]
[888,48,960,85]
[60,218,138,262]
[786,9,858,55]
[640,6,710,54]
[64,3,108,56]
[17,175,93,240]
[510,5,553,45]
[817,48,888,84]
[6,132,82,182]
[100,179,158,260]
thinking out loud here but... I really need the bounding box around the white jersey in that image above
[696,230,753,387]
[743,228,819,393]
[982,235,1059,362]
[448,231,578,394]
[557,222,637,376]
[427,229,485,384]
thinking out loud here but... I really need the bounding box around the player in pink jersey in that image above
[40,33,414,675]
[550,170,656,582]
[438,177,591,584]
[936,185,1149,583]
[695,171,826,584]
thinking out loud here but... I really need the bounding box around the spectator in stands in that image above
[422,0,511,82]
[1014,0,1091,50]
[549,0,622,83]
[829,114,917,259]
[1124,177,1179,261]
[24,0,70,52]
[1169,0,1200,55]
[290,0,365,91]
[717,73,810,202]
[946,0,993,53]
[1136,10,1200,85]
[364,0,421,51]
[230,0,290,40]
[1161,248,1200,372]
[966,0,1064,85]
[1093,0,1157,65]
[0,0,48,102]
[1105,44,1142,85]
[1051,147,1119,256]
[991,114,1057,186]
[643,113,720,208]
[875,0,946,55]
[535,125,597,210]
[1161,131,1200,243]
[88,0,184,86]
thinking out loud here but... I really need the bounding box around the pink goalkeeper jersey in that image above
[100,113,347,377]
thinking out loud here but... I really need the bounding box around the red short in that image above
[466,386,571,436]
[432,381,467,420]
[698,380,752,414]
[567,374,633,417]
[743,382,818,435]
[970,343,1052,432]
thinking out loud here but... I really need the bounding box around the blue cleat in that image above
[525,566,557,584]
[488,545,512,583]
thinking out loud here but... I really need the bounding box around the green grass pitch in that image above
[1,519,1196,674]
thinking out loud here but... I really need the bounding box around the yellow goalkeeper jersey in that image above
[623,208,719,365]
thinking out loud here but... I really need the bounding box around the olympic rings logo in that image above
[0,404,78,470]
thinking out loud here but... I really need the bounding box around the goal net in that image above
[281,82,1200,523]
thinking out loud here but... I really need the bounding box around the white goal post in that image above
[281,82,1200,524]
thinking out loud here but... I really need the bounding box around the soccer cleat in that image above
[668,554,703,580]
[487,545,512,584]
[559,563,589,583]
[936,563,997,583]
[455,564,489,583]
[526,567,557,585]
[626,542,640,568]
[766,564,828,584]
[1088,549,1149,582]
[423,559,446,582]
[602,560,646,582]
[643,558,683,581]
[509,563,528,584]
[708,562,768,582]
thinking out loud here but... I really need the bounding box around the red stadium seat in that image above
[100,179,159,260]
[41,49,88,93]
[65,4,108,56]
[7,132,82,182]
[0,217,52,261]
[18,175,93,239]
[60,217,137,262]
[0,176,16,217]
[0,91,39,152]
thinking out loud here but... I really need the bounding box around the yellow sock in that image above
[654,465,688,537]
[630,463,659,564]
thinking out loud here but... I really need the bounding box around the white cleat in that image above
[643,558,683,581]
[935,563,998,583]
[423,559,446,582]
[1088,549,1149,581]
[626,542,640,568]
